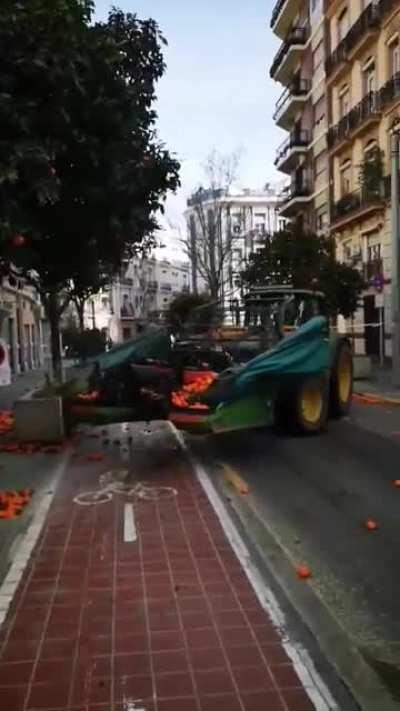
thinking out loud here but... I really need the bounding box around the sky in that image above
[94,0,285,256]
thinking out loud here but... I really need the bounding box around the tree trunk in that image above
[47,294,63,383]
[75,299,85,333]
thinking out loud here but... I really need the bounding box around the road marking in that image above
[170,423,337,711]
[124,503,137,542]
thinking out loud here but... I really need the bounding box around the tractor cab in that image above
[242,286,327,342]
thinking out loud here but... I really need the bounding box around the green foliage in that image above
[358,146,384,198]
[0,1,180,298]
[241,224,364,319]
[167,292,216,332]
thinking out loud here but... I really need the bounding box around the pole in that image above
[391,131,400,386]
[380,306,384,367]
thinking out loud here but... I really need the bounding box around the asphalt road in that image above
[191,402,400,701]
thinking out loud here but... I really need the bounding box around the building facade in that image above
[185,186,284,305]
[271,0,330,234]
[84,257,190,343]
[270,0,400,359]
[0,277,49,376]
[326,0,400,357]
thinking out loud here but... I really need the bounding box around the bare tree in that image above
[182,149,243,301]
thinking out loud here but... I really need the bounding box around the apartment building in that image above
[0,277,49,376]
[85,257,190,343]
[326,0,400,357]
[270,0,330,235]
[185,186,284,305]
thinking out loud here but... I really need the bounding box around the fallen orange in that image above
[364,519,379,531]
[296,565,312,580]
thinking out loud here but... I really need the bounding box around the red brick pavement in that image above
[0,422,322,711]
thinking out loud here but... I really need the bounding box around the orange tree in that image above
[241,224,364,319]
[0,1,180,378]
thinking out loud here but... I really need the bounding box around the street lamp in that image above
[390,124,400,385]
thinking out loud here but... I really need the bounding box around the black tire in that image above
[330,340,353,418]
[291,376,329,434]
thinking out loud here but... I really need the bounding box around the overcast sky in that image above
[94,1,284,253]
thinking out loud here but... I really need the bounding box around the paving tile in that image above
[0,685,27,711]
[157,698,198,711]
[188,646,227,671]
[283,689,316,710]
[26,681,70,709]
[155,671,194,699]
[150,630,185,652]
[241,690,286,711]
[270,663,303,689]
[0,661,33,686]
[115,673,153,701]
[152,650,190,675]
[33,658,74,684]
[199,693,242,711]
[195,668,235,695]
[232,665,274,692]
[114,653,151,676]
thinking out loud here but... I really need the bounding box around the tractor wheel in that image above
[330,340,353,418]
[291,376,329,434]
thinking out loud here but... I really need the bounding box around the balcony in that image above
[160,283,172,292]
[330,186,385,229]
[328,92,380,152]
[279,180,312,217]
[270,27,308,85]
[147,280,158,291]
[378,71,400,109]
[275,130,310,173]
[364,258,383,284]
[270,0,303,39]
[274,79,311,129]
[325,3,380,80]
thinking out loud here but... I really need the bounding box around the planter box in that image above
[14,390,64,443]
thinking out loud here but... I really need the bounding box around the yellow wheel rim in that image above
[338,351,352,404]
[301,383,323,424]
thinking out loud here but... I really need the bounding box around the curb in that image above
[213,472,399,711]
[354,392,400,406]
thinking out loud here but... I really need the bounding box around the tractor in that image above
[68,286,353,436]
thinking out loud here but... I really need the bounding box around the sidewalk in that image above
[0,421,333,711]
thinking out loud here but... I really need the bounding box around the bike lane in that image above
[0,421,336,711]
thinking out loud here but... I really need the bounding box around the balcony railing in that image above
[328,91,379,149]
[280,179,312,205]
[378,71,400,108]
[331,186,384,224]
[275,130,310,166]
[325,3,380,77]
[270,27,308,78]
[273,79,310,120]
[271,0,288,28]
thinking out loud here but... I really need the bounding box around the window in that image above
[339,84,350,118]
[340,160,352,195]
[313,41,324,72]
[314,96,326,128]
[337,8,349,43]
[316,208,328,232]
[343,241,352,261]
[364,138,378,161]
[362,58,376,96]
[389,37,400,77]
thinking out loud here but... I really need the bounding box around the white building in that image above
[84,256,190,343]
[184,185,285,305]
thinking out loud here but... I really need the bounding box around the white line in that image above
[170,423,338,711]
[0,456,69,632]
[124,503,137,542]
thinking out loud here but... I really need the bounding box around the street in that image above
[191,401,400,704]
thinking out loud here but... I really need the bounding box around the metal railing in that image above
[328,91,379,149]
[271,0,288,28]
[378,71,400,108]
[325,3,380,77]
[280,180,312,205]
[331,185,385,223]
[270,27,308,78]
[275,130,310,166]
[273,79,311,120]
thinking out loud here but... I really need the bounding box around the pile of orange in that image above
[0,411,14,434]
[171,373,216,411]
[0,489,33,519]
[75,391,100,402]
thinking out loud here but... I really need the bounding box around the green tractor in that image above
[173,285,353,435]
